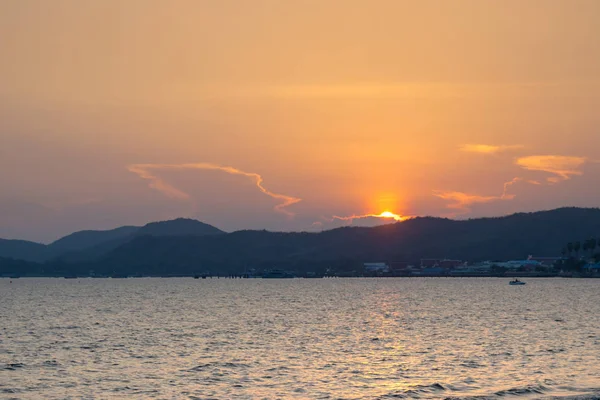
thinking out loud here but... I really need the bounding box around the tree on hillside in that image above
[567,242,573,257]
[574,241,581,257]
[584,238,597,258]
[563,257,585,272]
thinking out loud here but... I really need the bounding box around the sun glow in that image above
[377,211,405,221]
[332,210,409,223]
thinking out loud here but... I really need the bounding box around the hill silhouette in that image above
[92,207,600,276]
[2,208,600,277]
[0,257,43,276]
[54,219,225,263]
[136,218,224,237]
[0,239,52,263]
[49,226,140,252]
[0,218,225,263]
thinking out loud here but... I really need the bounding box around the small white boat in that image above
[509,279,526,285]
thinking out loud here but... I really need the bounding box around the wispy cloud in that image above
[310,211,412,229]
[435,147,589,215]
[128,163,301,217]
[435,176,540,213]
[459,144,524,154]
[501,177,541,198]
[433,190,509,213]
[128,165,190,200]
[333,211,410,223]
[515,155,587,183]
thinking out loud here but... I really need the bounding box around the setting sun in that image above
[376,211,405,221]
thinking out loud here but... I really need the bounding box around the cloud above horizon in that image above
[434,149,588,215]
[432,190,511,213]
[459,144,524,154]
[515,155,587,183]
[434,175,545,215]
[128,163,302,217]
[332,211,409,223]
[501,177,541,198]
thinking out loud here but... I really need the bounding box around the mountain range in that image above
[1,207,600,277]
[0,218,224,263]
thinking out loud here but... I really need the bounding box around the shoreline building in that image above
[363,263,389,273]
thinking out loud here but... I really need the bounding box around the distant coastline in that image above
[1,272,597,279]
[2,207,600,280]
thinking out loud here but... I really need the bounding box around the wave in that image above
[494,384,549,396]
[378,383,600,399]
[188,361,251,371]
[378,383,448,398]
[2,363,25,371]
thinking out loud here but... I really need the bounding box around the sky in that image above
[2,0,600,243]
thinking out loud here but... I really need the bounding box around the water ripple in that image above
[0,277,599,399]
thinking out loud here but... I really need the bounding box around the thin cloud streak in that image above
[435,152,586,214]
[128,163,302,217]
[433,190,510,213]
[127,165,190,200]
[502,177,541,199]
[313,211,413,229]
[332,211,410,223]
[459,144,524,154]
[515,155,587,183]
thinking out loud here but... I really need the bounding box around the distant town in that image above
[356,255,600,278]
[263,253,600,278]
[5,255,598,279]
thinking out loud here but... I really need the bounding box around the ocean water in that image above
[1,278,599,399]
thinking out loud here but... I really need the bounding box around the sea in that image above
[1,278,599,399]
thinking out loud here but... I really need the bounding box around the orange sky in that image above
[2,0,600,242]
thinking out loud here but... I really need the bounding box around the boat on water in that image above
[509,279,526,285]
[262,269,294,279]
